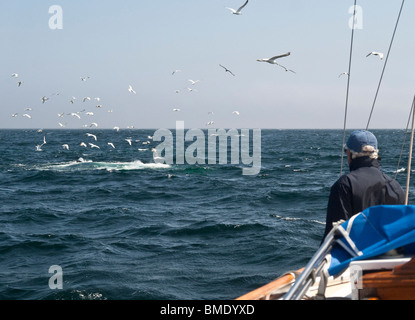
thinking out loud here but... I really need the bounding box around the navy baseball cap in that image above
[346,130,378,153]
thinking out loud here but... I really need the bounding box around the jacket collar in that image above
[349,156,380,171]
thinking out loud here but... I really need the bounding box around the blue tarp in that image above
[328,205,415,276]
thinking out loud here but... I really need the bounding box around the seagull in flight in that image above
[226,0,249,15]
[232,111,240,115]
[23,114,32,119]
[86,133,97,141]
[338,72,349,78]
[188,79,200,85]
[219,64,235,76]
[172,69,181,75]
[257,52,295,73]
[89,143,100,149]
[108,142,116,149]
[62,144,69,150]
[81,76,90,81]
[128,85,136,94]
[366,51,384,60]
[11,73,18,78]
[173,108,181,112]
[41,96,49,103]
[257,52,291,64]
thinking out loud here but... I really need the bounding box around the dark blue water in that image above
[0,129,411,300]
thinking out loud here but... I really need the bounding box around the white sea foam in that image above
[38,160,170,172]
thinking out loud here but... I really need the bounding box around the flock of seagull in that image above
[9,0,385,154]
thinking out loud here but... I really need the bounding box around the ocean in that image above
[0,128,412,300]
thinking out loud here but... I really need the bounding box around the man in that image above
[322,130,405,240]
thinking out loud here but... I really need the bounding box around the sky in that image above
[1,0,415,130]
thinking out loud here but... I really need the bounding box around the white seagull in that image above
[366,51,384,60]
[83,97,91,102]
[172,70,181,75]
[226,0,249,15]
[11,113,18,117]
[108,142,116,149]
[173,108,181,112]
[338,72,349,78]
[128,85,136,94]
[71,113,81,119]
[188,79,200,85]
[257,52,291,64]
[86,133,97,141]
[89,143,100,149]
[232,111,240,115]
[80,142,87,148]
[11,73,18,78]
[62,144,69,150]
[41,96,49,103]
[125,138,132,146]
[23,114,32,119]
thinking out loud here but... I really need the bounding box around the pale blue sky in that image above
[1,1,414,129]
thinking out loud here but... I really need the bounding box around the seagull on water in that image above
[226,0,249,15]
[128,85,136,94]
[219,64,235,76]
[366,51,384,60]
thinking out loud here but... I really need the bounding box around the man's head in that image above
[345,130,379,160]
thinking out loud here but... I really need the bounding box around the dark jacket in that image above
[322,156,405,240]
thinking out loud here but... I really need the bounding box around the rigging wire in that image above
[365,0,405,130]
[394,98,414,180]
[340,0,358,176]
